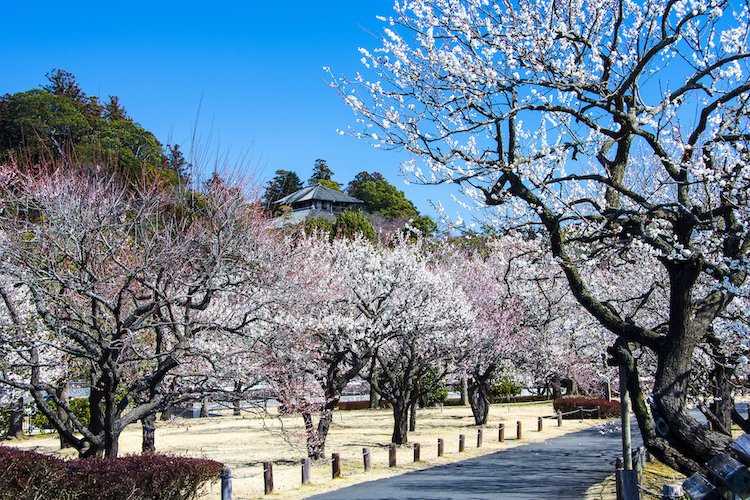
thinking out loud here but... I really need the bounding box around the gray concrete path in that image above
[309,424,641,499]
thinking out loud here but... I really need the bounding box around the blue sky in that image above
[1,1,449,216]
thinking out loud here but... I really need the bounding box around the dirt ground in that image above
[10,402,604,500]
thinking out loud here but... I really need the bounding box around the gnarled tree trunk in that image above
[409,401,417,432]
[391,400,410,444]
[6,397,24,439]
[141,413,156,453]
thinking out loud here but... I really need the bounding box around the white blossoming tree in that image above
[335,0,750,474]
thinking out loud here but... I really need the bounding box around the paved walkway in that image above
[309,424,641,499]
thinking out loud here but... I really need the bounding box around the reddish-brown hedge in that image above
[0,446,222,500]
[553,397,621,419]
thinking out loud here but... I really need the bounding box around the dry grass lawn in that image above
[10,402,604,500]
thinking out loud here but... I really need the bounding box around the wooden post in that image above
[538,417,543,432]
[301,458,310,485]
[263,462,273,495]
[413,443,420,462]
[619,364,633,470]
[498,423,505,442]
[221,466,233,500]
[597,406,602,419]
[437,438,444,457]
[332,453,341,479]
[516,421,523,440]
[459,434,465,452]
[389,444,397,467]
[557,411,563,427]
[477,428,483,448]
[362,448,371,472]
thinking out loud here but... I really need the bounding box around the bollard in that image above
[362,447,371,472]
[459,434,465,452]
[332,453,341,479]
[437,438,444,457]
[516,421,523,440]
[413,443,421,462]
[538,417,543,432]
[301,458,310,485]
[615,457,623,500]
[557,411,563,427]
[498,423,505,442]
[263,461,273,495]
[221,466,233,500]
[389,444,397,467]
[477,428,483,448]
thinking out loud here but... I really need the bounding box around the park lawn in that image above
[9,402,604,500]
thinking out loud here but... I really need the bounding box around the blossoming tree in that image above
[0,167,266,457]
[335,0,750,473]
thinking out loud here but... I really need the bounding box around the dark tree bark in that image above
[200,398,209,418]
[302,404,335,460]
[409,401,417,432]
[232,380,244,416]
[392,400,410,444]
[369,357,381,409]
[550,375,562,400]
[468,366,495,426]
[6,397,24,439]
[141,413,156,453]
[56,383,72,449]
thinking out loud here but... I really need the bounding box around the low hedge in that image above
[553,397,621,419]
[490,394,551,404]
[0,446,222,500]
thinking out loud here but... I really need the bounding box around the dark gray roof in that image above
[274,184,364,205]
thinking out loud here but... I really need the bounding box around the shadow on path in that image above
[309,423,641,499]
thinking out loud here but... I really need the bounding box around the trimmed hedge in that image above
[553,396,621,419]
[490,394,551,404]
[0,446,222,500]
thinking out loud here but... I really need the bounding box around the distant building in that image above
[273,184,364,226]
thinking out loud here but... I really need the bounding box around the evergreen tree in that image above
[308,159,341,189]
[263,169,303,213]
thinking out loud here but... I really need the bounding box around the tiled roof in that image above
[274,184,364,205]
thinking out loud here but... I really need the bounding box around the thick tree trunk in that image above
[710,360,732,435]
[141,413,156,453]
[391,400,410,444]
[57,383,72,449]
[459,374,469,406]
[302,409,334,460]
[368,355,381,409]
[6,397,24,439]
[233,381,243,416]
[550,375,562,400]
[200,398,209,418]
[104,434,119,458]
[409,401,417,432]
[468,379,491,426]
[369,380,381,409]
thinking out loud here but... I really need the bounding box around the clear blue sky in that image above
[1,1,450,217]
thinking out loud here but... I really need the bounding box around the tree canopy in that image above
[0,69,185,187]
[347,170,436,236]
[262,169,303,213]
[308,159,341,189]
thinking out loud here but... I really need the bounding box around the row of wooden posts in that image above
[220,412,566,499]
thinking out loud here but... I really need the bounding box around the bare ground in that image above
[8,402,604,500]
